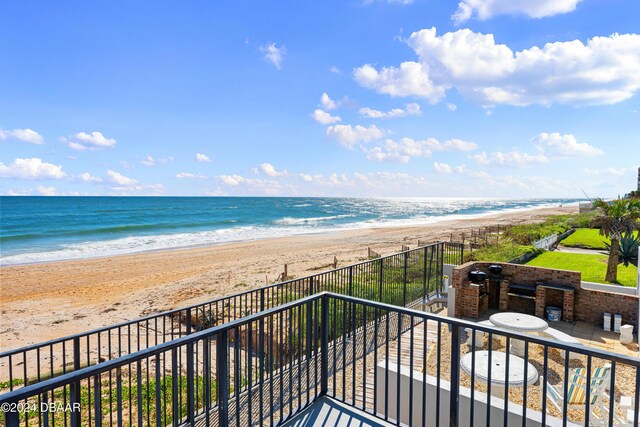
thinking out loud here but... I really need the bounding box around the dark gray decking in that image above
[282,397,402,427]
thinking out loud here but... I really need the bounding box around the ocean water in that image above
[0,197,580,265]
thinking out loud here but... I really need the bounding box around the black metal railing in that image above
[443,241,464,266]
[2,293,638,427]
[0,242,463,393]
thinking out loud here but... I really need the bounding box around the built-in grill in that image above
[468,270,488,296]
[508,283,537,300]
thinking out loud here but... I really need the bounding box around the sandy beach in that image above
[0,205,575,352]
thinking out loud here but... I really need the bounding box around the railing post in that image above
[260,288,265,312]
[309,276,315,296]
[217,331,229,427]
[320,295,329,396]
[460,242,464,265]
[449,325,460,427]
[70,337,81,427]
[186,340,195,424]
[5,402,19,427]
[186,308,192,334]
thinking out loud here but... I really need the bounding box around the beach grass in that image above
[561,228,638,250]
[526,251,638,287]
[464,242,540,263]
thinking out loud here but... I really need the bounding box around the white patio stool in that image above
[620,324,634,344]
[465,320,494,348]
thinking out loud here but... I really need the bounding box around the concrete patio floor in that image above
[549,319,639,357]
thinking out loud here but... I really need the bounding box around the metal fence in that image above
[0,242,463,394]
[2,292,638,427]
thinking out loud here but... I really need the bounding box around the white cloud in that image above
[583,167,626,177]
[110,183,165,195]
[427,138,478,152]
[433,162,453,174]
[359,103,421,119]
[453,0,583,24]
[0,158,66,180]
[467,170,491,179]
[311,109,342,124]
[260,43,286,69]
[533,132,603,157]
[37,185,57,196]
[259,163,288,177]
[360,137,477,163]
[195,153,211,163]
[219,174,245,186]
[217,174,284,195]
[176,172,207,179]
[63,131,116,151]
[77,172,103,183]
[354,62,446,103]
[470,150,549,167]
[107,170,137,186]
[299,173,314,182]
[356,27,640,106]
[446,103,457,111]
[361,146,411,163]
[320,93,339,110]
[141,155,155,166]
[330,66,341,74]
[0,128,44,144]
[326,124,386,149]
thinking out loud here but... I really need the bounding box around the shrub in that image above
[464,242,541,263]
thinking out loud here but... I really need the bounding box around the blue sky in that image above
[1,0,639,198]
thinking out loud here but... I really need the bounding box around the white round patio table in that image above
[489,313,548,356]
[460,351,538,398]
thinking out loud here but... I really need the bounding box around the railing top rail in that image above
[0,293,324,403]
[1,242,446,358]
[3,290,638,404]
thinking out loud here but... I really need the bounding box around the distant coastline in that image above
[0,196,582,266]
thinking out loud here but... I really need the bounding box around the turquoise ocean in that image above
[0,197,581,265]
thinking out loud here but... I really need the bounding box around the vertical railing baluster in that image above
[320,295,329,396]
[217,331,229,427]
[186,340,195,425]
[449,325,460,427]
[70,337,81,427]
[94,373,102,427]
[403,251,408,306]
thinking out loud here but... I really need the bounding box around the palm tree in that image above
[591,198,640,282]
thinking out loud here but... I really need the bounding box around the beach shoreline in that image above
[0,204,576,352]
[0,199,579,267]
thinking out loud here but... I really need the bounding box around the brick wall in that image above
[451,261,639,326]
[575,288,638,326]
[507,295,535,315]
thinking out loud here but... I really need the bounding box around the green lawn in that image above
[526,251,638,287]
[561,228,638,250]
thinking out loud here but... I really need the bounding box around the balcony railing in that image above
[2,292,638,427]
[1,242,463,394]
